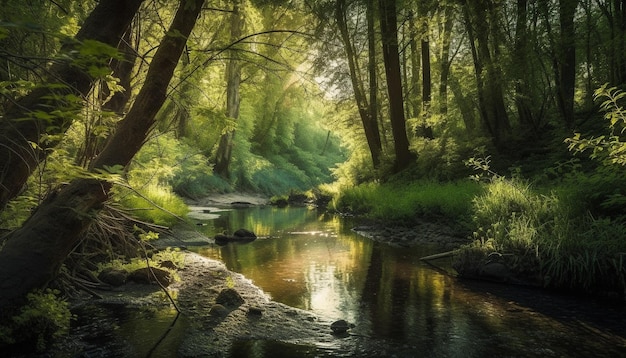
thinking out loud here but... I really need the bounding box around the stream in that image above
[186,205,626,357]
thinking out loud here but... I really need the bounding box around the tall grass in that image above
[456,176,626,296]
[332,180,483,222]
[115,183,188,227]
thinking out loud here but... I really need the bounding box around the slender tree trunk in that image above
[174,52,193,138]
[416,2,434,138]
[514,0,536,131]
[367,0,382,164]
[214,0,244,178]
[463,0,511,149]
[407,10,421,121]
[603,0,626,84]
[77,26,139,167]
[378,0,415,171]
[557,0,578,126]
[448,74,477,131]
[439,2,454,117]
[421,36,434,138]
[0,0,204,318]
[0,0,143,210]
[336,0,382,168]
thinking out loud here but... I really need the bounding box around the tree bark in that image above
[378,0,415,171]
[0,0,204,318]
[214,0,244,178]
[463,0,511,149]
[513,0,536,131]
[421,36,434,139]
[0,0,143,210]
[335,0,382,168]
[407,10,421,121]
[438,2,454,117]
[557,0,578,126]
[367,0,382,166]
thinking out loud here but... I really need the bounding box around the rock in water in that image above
[233,228,256,239]
[330,319,354,334]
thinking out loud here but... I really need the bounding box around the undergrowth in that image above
[455,160,626,296]
[331,180,482,223]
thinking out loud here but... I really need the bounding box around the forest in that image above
[0,0,626,353]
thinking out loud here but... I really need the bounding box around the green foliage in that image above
[99,247,184,274]
[456,162,626,294]
[567,84,626,166]
[553,165,626,220]
[0,289,72,351]
[410,136,489,181]
[114,183,188,227]
[332,180,482,222]
[110,131,235,225]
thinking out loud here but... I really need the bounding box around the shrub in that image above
[0,289,72,352]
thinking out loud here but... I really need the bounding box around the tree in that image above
[334,0,383,168]
[214,0,245,178]
[462,0,511,148]
[0,0,143,209]
[0,0,205,318]
[418,0,434,138]
[438,1,455,118]
[557,0,579,126]
[378,0,415,170]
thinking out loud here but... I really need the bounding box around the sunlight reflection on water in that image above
[190,206,626,357]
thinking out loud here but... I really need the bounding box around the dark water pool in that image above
[189,205,626,357]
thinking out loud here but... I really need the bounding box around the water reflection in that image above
[191,206,626,357]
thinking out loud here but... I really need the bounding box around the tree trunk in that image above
[407,10,421,121]
[557,0,578,126]
[77,27,139,167]
[0,0,143,210]
[214,0,244,178]
[438,2,454,118]
[335,0,382,168]
[378,0,415,171]
[0,0,204,318]
[463,0,511,149]
[513,0,536,131]
[448,74,477,131]
[367,0,382,166]
[598,0,626,85]
[421,37,434,139]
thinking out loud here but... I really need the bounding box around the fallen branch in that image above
[419,250,456,261]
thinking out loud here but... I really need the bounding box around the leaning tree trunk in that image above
[0,0,205,319]
[0,0,143,210]
[336,0,382,169]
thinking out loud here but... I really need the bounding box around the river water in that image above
[188,205,626,357]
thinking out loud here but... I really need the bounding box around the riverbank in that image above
[46,194,626,357]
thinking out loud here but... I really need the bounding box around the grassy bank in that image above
[330,180,483,223]
[332,177,626,298]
